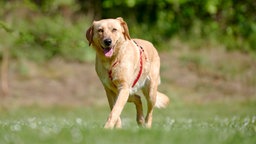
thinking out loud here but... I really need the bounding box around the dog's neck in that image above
[106,40,144,88]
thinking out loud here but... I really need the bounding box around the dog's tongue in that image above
[104,48,113,57]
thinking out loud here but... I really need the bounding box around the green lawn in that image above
[0,99,255,144]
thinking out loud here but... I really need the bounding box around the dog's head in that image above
[86,17,131,58]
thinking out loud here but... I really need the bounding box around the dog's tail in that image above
[155,92,170,108]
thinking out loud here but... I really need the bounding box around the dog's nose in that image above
[104,39,112,46]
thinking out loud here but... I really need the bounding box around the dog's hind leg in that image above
[128,95,145,126]
[142,67,160,128]
[143,83,157,128]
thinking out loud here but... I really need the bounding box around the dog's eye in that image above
[98,29,104,33]
[112,28,117,32]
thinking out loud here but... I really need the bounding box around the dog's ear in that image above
[86,25,94,46]
[116,17,131,40]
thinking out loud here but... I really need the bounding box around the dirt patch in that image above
[1,48,256,107]
[1,58,106,107]
[160,47,256,103]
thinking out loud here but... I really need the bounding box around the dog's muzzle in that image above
[103,38,112,47]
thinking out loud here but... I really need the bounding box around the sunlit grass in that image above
[0,100,255,144]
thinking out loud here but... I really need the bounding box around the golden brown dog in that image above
[86,17,169,129]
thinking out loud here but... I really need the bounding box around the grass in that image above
[0,99,255,144]
[1,2,255,144]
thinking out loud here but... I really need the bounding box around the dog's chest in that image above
[129,75,148,94]
[95,50,149,94]
[96,61,117,91]
[100,67,149,94]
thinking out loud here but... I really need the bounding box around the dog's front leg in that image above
[104,85,129,129]
[104,87,122,128]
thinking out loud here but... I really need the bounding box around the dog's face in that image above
[86,17,131,58]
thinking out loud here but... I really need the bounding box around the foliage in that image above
[0,1,92,62]
[0,0,255,62]
[98,0,256,52]
[13,16,91,62]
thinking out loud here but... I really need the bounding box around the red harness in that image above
[108,41,144,88]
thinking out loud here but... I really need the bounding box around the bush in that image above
[1,1,93,62]
[98,0,256,52]
[1,0,255,62]
[14,16,91,62]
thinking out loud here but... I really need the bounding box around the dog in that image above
[86,17,169,129]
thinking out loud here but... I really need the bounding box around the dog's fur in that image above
[86,17,169,129]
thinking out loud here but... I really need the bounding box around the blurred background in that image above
[0,0,256,107]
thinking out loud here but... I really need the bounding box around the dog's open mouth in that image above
[102,46,114,58]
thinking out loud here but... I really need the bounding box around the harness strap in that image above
[132,41,144,87]
[108,40,144,88]
[108,60,119,82]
